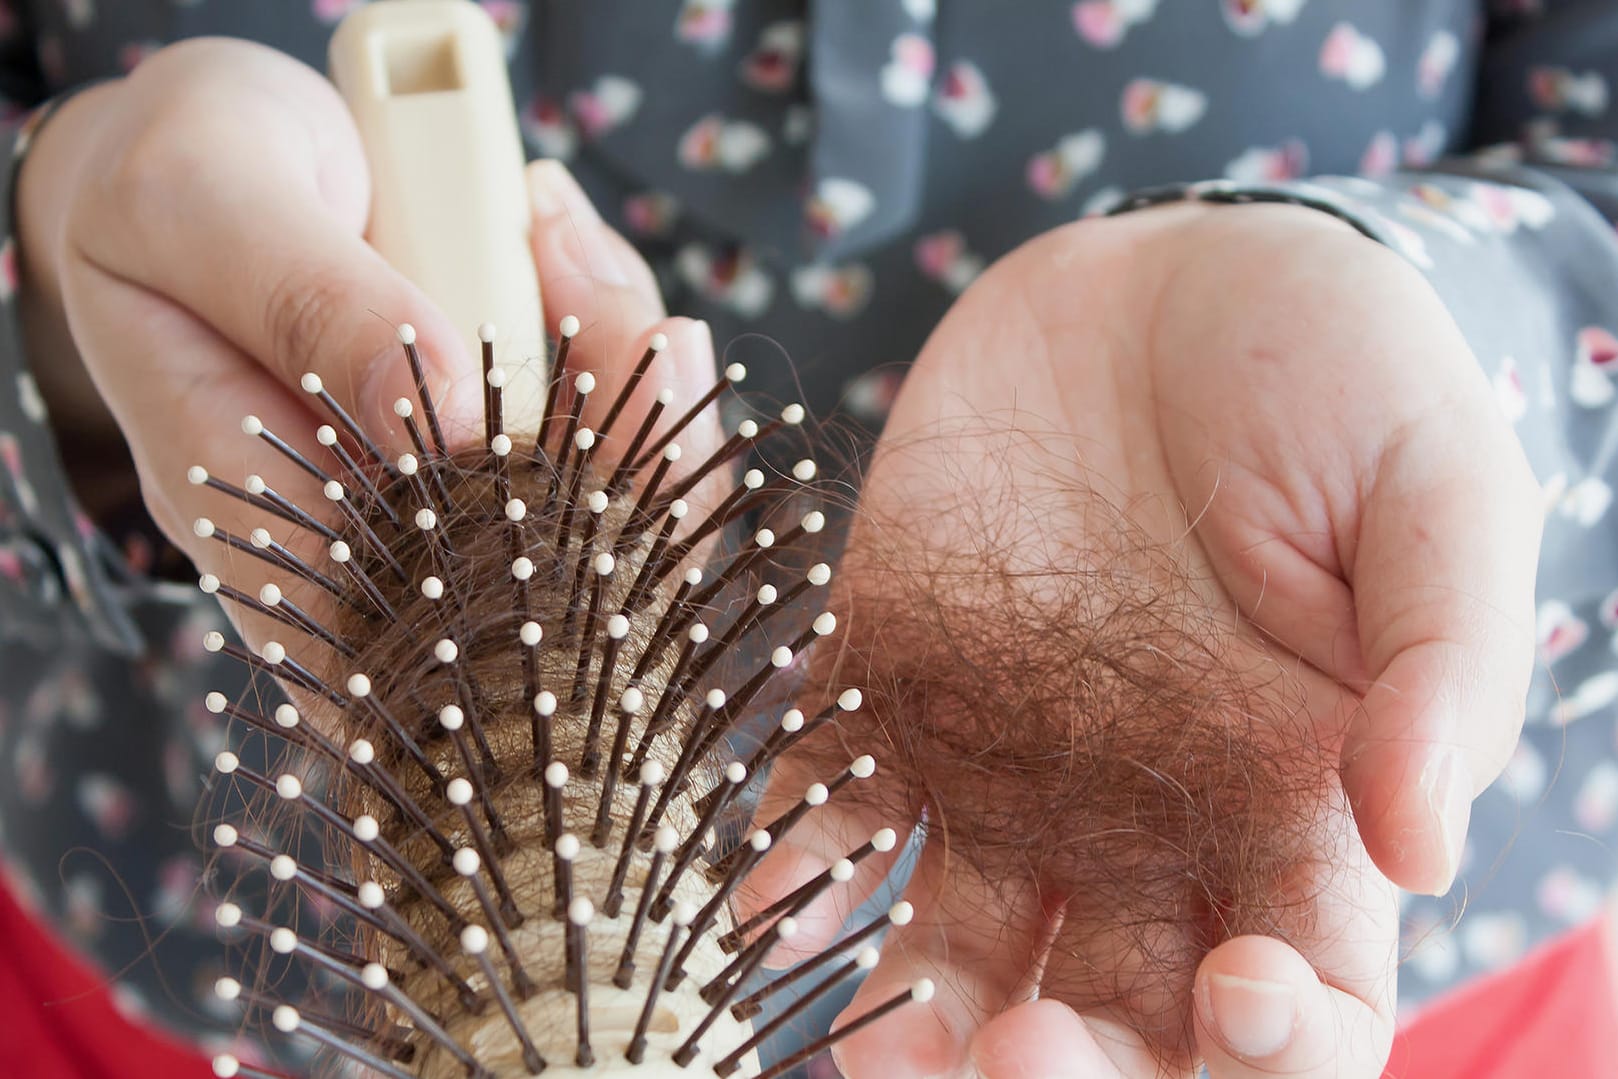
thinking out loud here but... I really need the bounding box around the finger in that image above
[72,46,477,448]
[1195,936,1393,1079]
[830,843,1045,1079]
[969,999,1128,1079]
[1341,412,1541,895]
[61,256,332,650]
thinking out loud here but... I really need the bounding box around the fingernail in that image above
[530,160,629,287]
[1423,749,1472,895]
[1202,973,1296,1059]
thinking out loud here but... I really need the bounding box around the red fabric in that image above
[0,877,213,1079]
[1386,914,1618,1079]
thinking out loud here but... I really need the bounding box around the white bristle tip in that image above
[608,614,630,639]
[588,490,609,513]
[202,631,225,653]
[758,584,778,605]
[274,704,299,729]
[771,646,793,668]
[619,686,644,713]
[504,498,527,522]
[852,755,876,778]
[664,443,682,462]
[186,466,207,485]
[594,552,616,575]
[241,415,263,436]
[669,499,689,520]
[685,567,704,586]
[270,926,296,952]
[556,833,580,860]
[491,433,512,456]
[213,978,241,1002]
[575,372,597,394]
[244,475,266,495]
[725,362,747,382]
[535,691,558,717]
[782,403,806,425]
[890,901,915,926]
[802,509,826,532]
[353,815,380,843]
[275,775,302,800]
[329,540,352,563]
[453,848,481,875]
[671,901,698,926]
[198,574,220,595]
[396,323,417,345]
[323,480,344,501]
[568,897,595,925]
[192,518,215,539]
[640,761,666,787]
[512,556,534,580]
[270,855,297,882]
[725,762,747,784]
[358,881,386,908]
[649,331,670,351]
[349,739,375,765]
[873,828,899,852]
[421,576,444,599]
[706,688,727,708]
[654,825,679,853]
[838,688,864,711]
[212,823,238,846]
[559,315,581,338]
[781,710,805,733]
[856,946,880,970]
[913,979,937,1003]
[346,673,372,697]
[814,612,837,635]
[438,705,464,730]
[272,1006,299,1034]
[260,641,285,665]
[545,761,568,787]
[808,563,832,586]
[806,783,829,805]
[214,751,239,775]
[743,469,765,490]
[361,963,389,990]
[755,529,776,549]
[300,373,323,393]
[213,1057,240,1079]
[397,453,418,475]
[254,585,282,609]
[434,639,459,663]
[777,917,800,940]
[831,859,855,883]
[204,691,226,713]
[214,903,242,928]
[316,425,337,446]
[446,778,474,806]
[478,322,496,343]
[749,831,772,852]
[415,508,438,530]
[249,528,272,549]
[575,427,596,450]
[520,621,543,646]
[657,387,675,404]
[689,623,710,644]
[393,398,414,418]
[793,460,818,482]
[738,420,759,439]
[460,925,489,955]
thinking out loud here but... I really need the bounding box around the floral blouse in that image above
[0,0,1616,1066]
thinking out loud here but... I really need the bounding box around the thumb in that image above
[1340,416,1541,896]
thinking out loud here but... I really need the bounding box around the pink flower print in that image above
[678,114,771,173]
[0,236,16,302]
[79,774,138,840]
[1027,129,1105,200]
[933,62,997,139]
[843,369,905,423]
[64,873,105,941]
[152,857,198,923]
[1554,672,1618,727]
[1537,599,1589,664]
[1536,137,1616,168]
[676,0,734,51]
[62,0,93,30]
[1403,120,1447,167]
[1576,763,1618,832]
[478,1,528,52]
[522,95,578,160]
[0,547,22,585]
[1538,865,1605,922]
[569,76,641,140]
[1462,912,1526,971]
[163,739,197,808]
[1600,587,1618,629]
[1224,138,1309,184]
[740,21,803,93]
[1528,67,1609,117]
[312,0,364,25]
[1121,79,1206,136]
[15,733,52,804]
[1072,0,1159,49]
[790,264,873,319]
[1499,739,1547,803]
[1222,0,1307,37]
[118,40,159,74]
[805,178,875,240]
[1418,31,1460,100]
[1359,131,1398,178]
[914,231,984,294]
[1577,326,1618,372]
[880,33,934,108]
[1320,23,1386,90]
[1494,356,1527,424]
[622,192,681,237]
[675,244,774,318]
[1557,477,1613,527]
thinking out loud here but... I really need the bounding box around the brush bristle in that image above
[195,324,906,1077]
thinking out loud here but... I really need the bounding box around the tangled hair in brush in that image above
[786,420,1341,1063]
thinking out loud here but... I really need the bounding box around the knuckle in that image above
[263,264,346,381]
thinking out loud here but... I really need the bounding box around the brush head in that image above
[196,320,904,1077]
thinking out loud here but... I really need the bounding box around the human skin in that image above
[16,37,1543,1079]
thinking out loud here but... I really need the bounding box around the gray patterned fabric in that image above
[0,0,1616,1065]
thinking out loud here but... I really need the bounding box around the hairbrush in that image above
[188,3,924,1076]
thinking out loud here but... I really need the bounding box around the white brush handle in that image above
[329,0,548,433]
